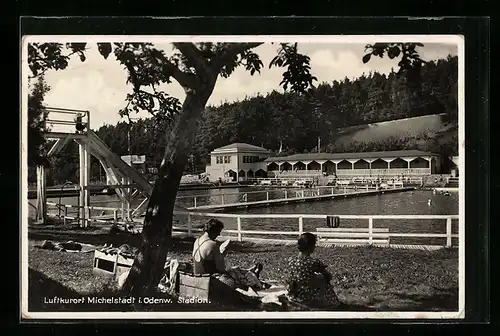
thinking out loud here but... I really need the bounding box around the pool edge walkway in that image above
[187,187,417,212]
[181,233,454,251]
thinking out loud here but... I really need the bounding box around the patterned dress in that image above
[284,254,340,309]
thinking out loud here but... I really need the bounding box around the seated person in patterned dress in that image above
[284,232,341,309]
[192,219,266,291]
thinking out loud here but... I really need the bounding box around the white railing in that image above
[45,202,459,248]
[47,202,136,226]
[175,211,459,248]
[176,185,382,208]
[277,170,323,176]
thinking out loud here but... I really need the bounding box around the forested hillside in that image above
[41,55,458,184]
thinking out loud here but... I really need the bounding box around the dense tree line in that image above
[37,55,457,185]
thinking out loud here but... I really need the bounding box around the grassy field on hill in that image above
[335,114,448,143]
[329,114,458,157]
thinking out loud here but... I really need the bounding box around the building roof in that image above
[264,150,439,162]
[211,143,270,153]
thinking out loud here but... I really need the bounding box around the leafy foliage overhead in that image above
[28,42,319,122]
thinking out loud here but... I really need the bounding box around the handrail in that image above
[178,186,407,209]
[46,106,89,113]
[174,211,459,220]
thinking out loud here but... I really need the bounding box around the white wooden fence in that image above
[45,202,459,248]
[175,212,459,247]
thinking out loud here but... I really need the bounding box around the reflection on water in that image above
[33,187,459,245]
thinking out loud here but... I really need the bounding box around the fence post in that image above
[344,187,347,194]
[446,217,452,247]
[194,196,197,208]
[285,190,288,199]
[63,206,67,225]
[331,187,334,195]
[298,217,304,236]
[368,217,373,245]
[221,194,225,205]
[187,214,192,236]
[366,185,369,191]
[266,191,269,201]
[237,216,242,242]
[302,190,305,198]
[86,206,91,228]
[113,209,118,222]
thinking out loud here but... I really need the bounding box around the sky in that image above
[34,41,458,130]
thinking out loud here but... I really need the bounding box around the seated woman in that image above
[192,219,266,291]
[283,232,341,309]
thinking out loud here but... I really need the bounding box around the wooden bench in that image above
[315,227,390,246]
[178,271,254,305]
[93,249,134,281]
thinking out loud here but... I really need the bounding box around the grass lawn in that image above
[26,224,459,312]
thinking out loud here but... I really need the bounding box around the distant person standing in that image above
[74,113,86,134]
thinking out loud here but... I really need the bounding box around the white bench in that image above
[315,227,390,246]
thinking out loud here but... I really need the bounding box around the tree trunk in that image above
[121,87,214,298]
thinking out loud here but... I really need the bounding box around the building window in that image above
[216,156,222,164]
[224,156,230,164]
[243,155,261,163]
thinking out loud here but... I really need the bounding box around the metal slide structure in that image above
[74,129,154,219]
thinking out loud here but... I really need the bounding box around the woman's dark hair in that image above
[297,232,317,253]
[204,219,224,233]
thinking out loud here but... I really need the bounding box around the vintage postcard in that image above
[21,34,465,320]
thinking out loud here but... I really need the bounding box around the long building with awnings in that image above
[204,143,443,182]
[263,150,442,179]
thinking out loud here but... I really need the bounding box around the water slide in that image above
[87,130,153,195]
[74,130,189,217]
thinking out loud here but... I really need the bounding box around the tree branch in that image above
[172,42,212,77]
[161,58,196,88]
[212,42,264,71]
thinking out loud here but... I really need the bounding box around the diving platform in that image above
[186,187,416,212]
[34,107,156,227]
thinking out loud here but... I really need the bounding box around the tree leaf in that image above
[393,47,401,58]
[98,43,112,59]
[67,43,87,53]
[362,54,371,64]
